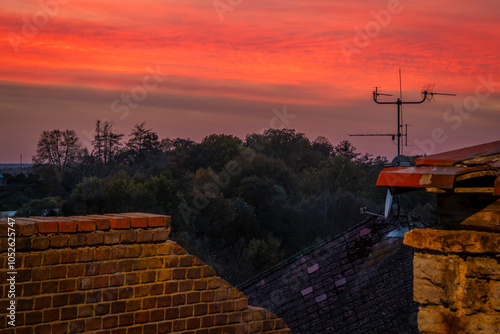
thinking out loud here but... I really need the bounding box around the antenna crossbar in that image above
[348,134,394,137]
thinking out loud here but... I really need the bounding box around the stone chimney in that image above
[376,140,500,334]
[404,228,499,333]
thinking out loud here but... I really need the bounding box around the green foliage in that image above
[16,197,63,217]
[246,128,315,171]
[104,171,134,212]
[228,152,300,201]
[144,172,185,215]
[237,176,289,228]
[67,176,106,214]
[243,236,285,272]
[328,155,372,196]
[1,191,29,211]
[0,172,43,211]
[199,134,243,172]
[64,170,184,218]
[312,136,334,157]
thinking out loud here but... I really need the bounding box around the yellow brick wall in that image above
[0,213,290,333]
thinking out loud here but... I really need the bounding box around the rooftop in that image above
[241,216,427,334]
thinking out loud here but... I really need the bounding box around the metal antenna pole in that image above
[399,69,403,156]
[397,98,401,162]
[373,72,428,164]
[352,71,455,230]
[398,69,403,229]
[405,124,408,146]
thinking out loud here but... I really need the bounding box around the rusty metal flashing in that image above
[414,140,500,166]
[377,140,500,195]
[376,166,465,189]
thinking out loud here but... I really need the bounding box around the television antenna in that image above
[421,83,457,102]
[353,69,456,233]
[350,69,456,164]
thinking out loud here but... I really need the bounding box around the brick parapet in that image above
[0,213,290,333]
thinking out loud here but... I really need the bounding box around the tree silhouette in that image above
[32,129,83,171]
[92,120,123,164]
[333,140,360,161]
[127,122,160,156]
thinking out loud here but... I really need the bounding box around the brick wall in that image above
[0,213,290,334]
[404,229,500,334]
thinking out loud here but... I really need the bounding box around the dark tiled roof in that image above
[240,217,422,334]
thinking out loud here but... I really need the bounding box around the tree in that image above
[104,171,134,212]
[16,197,63,217]
[92,120,123,164]
[172,138,195,150]
[237,175,289,223]
[162,138,199,177]
[199,134,242,171]
[328,155,368,194]
[313,136,334,157]
[245,129,312,170]
[243,235,284,272]
[333,140,360,161]
[127,122,160,155]
[160,138,173,152]
[144,172,184,215]
[32,129,83,171]
[66,176,107,214]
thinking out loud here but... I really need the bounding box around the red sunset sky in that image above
[1,0,499,163]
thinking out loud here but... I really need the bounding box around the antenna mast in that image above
[373,70,425,163]
[369,70,456,163]
[352,70,456,232]
[349,81,413,160]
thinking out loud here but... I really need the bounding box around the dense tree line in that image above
[4,122,436,284]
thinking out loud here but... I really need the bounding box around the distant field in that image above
[0,164,33,169]
[0,164,34,175]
